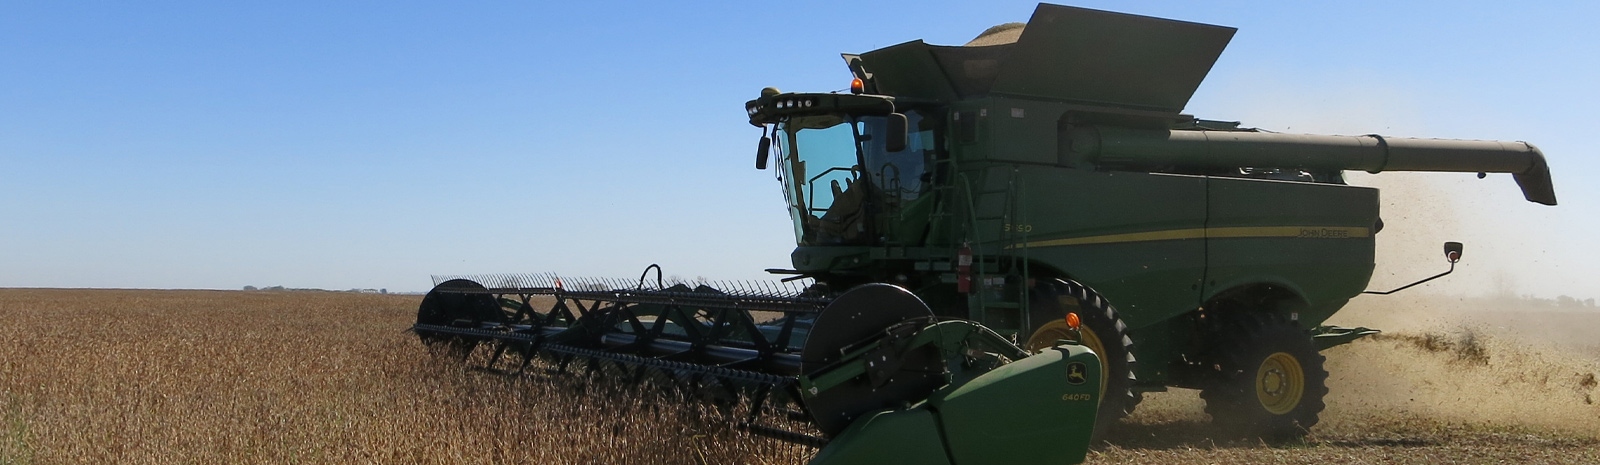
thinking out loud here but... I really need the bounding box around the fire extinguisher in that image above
[957,243,973,294]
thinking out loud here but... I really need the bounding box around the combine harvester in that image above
[414,4,1557,463]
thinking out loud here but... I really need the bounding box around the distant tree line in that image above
[243,285,387,294]
[1555,295,1596,308]
[1491,293,1597,308]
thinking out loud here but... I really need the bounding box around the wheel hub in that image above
[1255,352,1305,415]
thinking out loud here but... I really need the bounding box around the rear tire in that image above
[1199,312,1328,441]
[1025,278,1141,431]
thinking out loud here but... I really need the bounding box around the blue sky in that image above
[2,1,1595,298]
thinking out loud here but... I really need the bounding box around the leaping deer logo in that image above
[1066,361,1088,385]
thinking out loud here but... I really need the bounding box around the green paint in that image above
[930,345,1100,465]
[803,319,1100,465]
[807,409,953,465]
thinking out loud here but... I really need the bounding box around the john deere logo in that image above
[1066,361,1088,385]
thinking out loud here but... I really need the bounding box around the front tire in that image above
[1199,313,1328,440]
[1025,278,1141,430]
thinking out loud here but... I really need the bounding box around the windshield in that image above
[773,110,933,246]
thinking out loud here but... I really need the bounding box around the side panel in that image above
[932,345,1100,465]
[1010,168,1207,328]
[988,97,1067,166]
[1204,177,1378,324]
[806,408,953,465]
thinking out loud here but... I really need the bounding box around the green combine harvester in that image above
[414,4,1556,463]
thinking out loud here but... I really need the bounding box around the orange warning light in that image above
[850,78,864,94]
[1065,312,1081,330]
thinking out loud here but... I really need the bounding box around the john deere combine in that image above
[414,4,1557,463]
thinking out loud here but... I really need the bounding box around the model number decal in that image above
[1060,393,1092,401]
[1004,223,1034,233]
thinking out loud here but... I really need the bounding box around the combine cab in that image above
[415,3,1557,463]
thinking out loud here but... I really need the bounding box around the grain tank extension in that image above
[413,3,1557,463]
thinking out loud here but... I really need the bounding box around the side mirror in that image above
[885,113,908,153]
[1443,241,1464,263]
[756,136,771,170]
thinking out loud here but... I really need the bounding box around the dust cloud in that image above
[1325,170,1598,436]
[1322,295,1600,437]
[1124,295,1600,440]
[1125,172,1600,440]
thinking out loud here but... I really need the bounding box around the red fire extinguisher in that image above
[957,244,973,294]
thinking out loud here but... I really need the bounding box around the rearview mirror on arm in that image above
[885,113,908,153]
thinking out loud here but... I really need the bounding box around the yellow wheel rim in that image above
[1256,352,1305,415]
[1025,320,1109,398]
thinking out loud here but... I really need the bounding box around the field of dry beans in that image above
[1,288,1597,464]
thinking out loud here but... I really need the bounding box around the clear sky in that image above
[2,1,1595,298]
